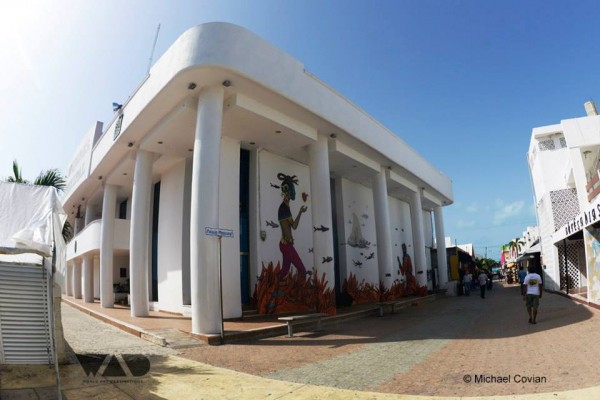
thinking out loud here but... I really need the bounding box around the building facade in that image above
[528,102,600,302]
[62,23,453,335]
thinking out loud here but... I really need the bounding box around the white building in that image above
[522,226,540,250]
[62,23,453,335]
[528,101,600,301]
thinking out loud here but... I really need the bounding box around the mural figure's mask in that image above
[278,173,298,201]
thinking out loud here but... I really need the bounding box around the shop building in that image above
[62,23,453,335]
[528,101,600,301]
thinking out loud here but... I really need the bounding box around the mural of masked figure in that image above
[277,173,308,280]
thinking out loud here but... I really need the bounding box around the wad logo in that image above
[76,353,151,378]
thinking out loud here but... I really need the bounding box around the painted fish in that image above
[270,182,280,189]
[365,252,375,260]
[266,220,279,228]
[314,225,330,232]
[308,248,313,253]
[361,214,369,219]
[353,260,363,267]
[322,256,333,263]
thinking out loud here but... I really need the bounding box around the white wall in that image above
[423,210,434,287]
[157,159,188,313]
[93,255,100,298]
[253,150,313,286]
[340,178,378,284]
[219,138,242,319]
[388,196,414,280]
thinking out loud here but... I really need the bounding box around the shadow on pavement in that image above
[218,283,594,347]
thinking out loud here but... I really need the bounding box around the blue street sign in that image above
[205,227,234,238]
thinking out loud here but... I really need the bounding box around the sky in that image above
[2,0,600,261]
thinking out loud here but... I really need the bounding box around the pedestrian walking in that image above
[522,265,543,324]
[518,265,527,292]
[478,270,488,299]
[463,271,472,296]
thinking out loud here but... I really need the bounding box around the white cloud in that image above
[493,200,525,226]
[466,203,479,213]
[457,220,476,229]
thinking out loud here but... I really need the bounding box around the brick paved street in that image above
[4,282,600,399]
[181,282,600,397]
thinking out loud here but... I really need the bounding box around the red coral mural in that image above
[253,262,336,315]
[340,252,427,305]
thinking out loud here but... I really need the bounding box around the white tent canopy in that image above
[0,182,66,284]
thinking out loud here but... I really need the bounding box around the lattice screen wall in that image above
[539,139,556,151]
[558,240,583,290]
[559,137,567,148]
[550,188,580,230]
[536,194,558,286]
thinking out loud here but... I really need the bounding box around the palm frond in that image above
[7,160,28,184]
[34,169,66,192]
[62,220,73,242]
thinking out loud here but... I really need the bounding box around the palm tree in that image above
[508,237,525,260]
[5,160,72,241]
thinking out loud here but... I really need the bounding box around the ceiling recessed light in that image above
[330,133,337,138]
[250,142,256,145]
[188,148,193,152]
[275,130,282,134]
[158,141,163,145]
[123,173,127,176]
[98,176,103,180]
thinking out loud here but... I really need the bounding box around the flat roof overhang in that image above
[63,23,453,216]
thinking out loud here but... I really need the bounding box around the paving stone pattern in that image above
[181,282,600,397]
[61,303,177,359]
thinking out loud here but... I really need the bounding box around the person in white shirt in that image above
[478,270,488,299]
[522,266,544,324]
[463,271,473,296]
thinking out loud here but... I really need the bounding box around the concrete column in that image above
[410,189,428,288]
[434,206,448,289]
[82,254,94,303]
[373,170,394,288]
[73,259,82,299]
[100,184,117,308]
[191,86,224,335]
[66,263,73,296]
[85,203,95,226]
[130,149,153,317]
[308,135,335,291]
